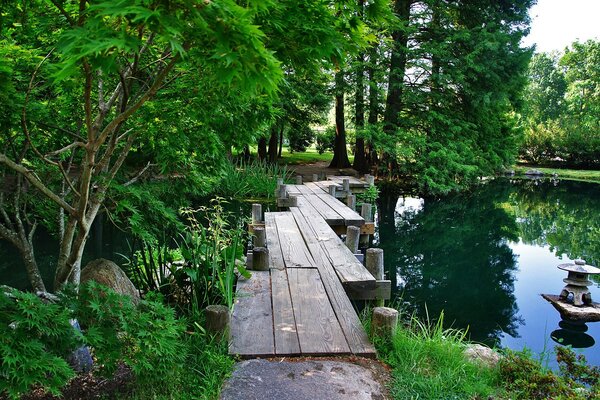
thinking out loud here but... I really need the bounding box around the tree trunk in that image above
[257,137,267,160]
[383,0,413,134]
[268,125,278,163]
[367,43,380,167]
[278,125,284,158]
[329,70,352,169]
[353,50,368,173]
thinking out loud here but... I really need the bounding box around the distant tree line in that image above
[519,40,600,167]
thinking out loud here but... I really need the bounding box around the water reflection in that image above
[377,178,600,364]
[377,181,522,346]
[551,318,596,349]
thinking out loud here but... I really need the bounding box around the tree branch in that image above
[0,154,76,215]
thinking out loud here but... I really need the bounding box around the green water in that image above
[376,178,600,366]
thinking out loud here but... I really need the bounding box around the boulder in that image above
[81,258,140,304]
[463,343,501,368]
[524,169,544,176]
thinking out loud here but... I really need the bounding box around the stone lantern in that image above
[558,259,600,307]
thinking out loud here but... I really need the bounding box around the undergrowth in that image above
[217,160,290,199]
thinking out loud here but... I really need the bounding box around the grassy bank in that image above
[514,165,600,183]
[369,311,599,399]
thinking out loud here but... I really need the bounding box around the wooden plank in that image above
[293,199,375,288]
[229,272,274,357]
[328,175,368,188]
[287,268,350,354]
[273,212,318,268]
[285,185,301,195]
[264,212,286,270]
[316,193,364,226]
[304,181,327,195]
[271,268,301,355]
[346,280,392,300]
[302,194,345,225]
[295,185,313,195]
[333,222,375,236]
[289,207,376,356]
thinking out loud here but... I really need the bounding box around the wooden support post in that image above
[371,307,398,339]
[345,226,360,254]
[328,185,336,197]
[365,174,375,186]
[312,173,319,182]
[253,226,266,248]
[251,203,262,224]
[205,305,230,338]
[246,251,253,269]
[366,248,384,280]
[296,175,303,185]
[361,203,373,222]
[346,194,356,211]
[252,247,269,271]
[278,184,288,199]
[342,178,350,192]
[277,178,284,186]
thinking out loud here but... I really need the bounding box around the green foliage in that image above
[217,160,290,199]
[316,126,336,154]
[520,40,600,167]
[499,349,581,399]
[178,200,249,311]
[374,312,499,400]
[0,289,78,399]
[556,346,600,395]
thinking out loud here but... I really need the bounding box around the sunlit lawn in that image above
[246,145,354,166]
[514,165,600,183]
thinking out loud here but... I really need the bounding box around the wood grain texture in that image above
[302,194,345,225]
[316,193,364,226]
[271,268,301,355]
[287,268,350,354]
[229,272,274,357]
[264,212,286,270]
[327,175,369,188]
[294,198,375,288]
[274,212,318,268]
[290,207,376,356]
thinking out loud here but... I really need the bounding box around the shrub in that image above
[315,126,335,154]
[217,159,290,199]
[0,289,79,399]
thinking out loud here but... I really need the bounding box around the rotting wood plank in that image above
[303,194,344,225]
[289,207,376,356]
[294,198,376,289]
[229,271,274,357]
[264,212,286,270]
[316,193,364,226]
[271,268,301,355]
[287,268,350,354]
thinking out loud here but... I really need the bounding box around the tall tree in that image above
[330,70,352,168]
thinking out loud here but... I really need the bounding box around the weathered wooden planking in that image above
[333,223,375,236]
[345,280,392,300]
[327,175,369,188]
[294,184,314,195]
[287,267,350,354]
[229,272,274,357]
[271,268,301,355]
[273,212,319,268]
[304,181,328,195]
[289,207,376,356]
[285,185,302,195]
[302,194,345,225]
[294,198,376,289]
[316,193,364,226]
[264,212,286,270]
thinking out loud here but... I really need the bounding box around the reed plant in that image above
[217,159,290,199]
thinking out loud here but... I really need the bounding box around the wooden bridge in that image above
[229,175,388,359]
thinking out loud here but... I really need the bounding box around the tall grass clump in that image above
[217,159,290,199]
[372,311,499,400]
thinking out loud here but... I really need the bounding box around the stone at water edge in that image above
[463,344,501,368]
[524,169,544,176]
[81,258,140,304]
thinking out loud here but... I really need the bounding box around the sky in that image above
[521,0,600,53]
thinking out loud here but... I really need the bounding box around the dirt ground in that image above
[287,161,362,180]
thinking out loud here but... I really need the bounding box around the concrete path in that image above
[220,359,388,400]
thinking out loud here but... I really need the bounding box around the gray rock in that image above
[524,169,544,176]
[81,258,140,304]
[220,359,386,400]
[463,344,501,368]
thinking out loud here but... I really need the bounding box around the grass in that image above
[216,160,291,199]
[514,165,600,183]
[244,145,353,166]
[371,312,500,399]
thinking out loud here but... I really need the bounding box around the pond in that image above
[375,178,600,367]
